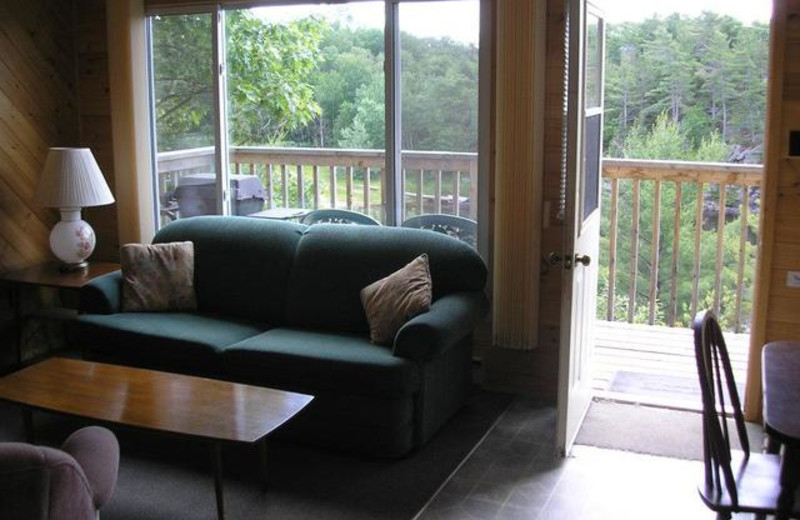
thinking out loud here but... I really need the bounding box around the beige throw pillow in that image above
[360,254,432,345]
[121,241,197,312]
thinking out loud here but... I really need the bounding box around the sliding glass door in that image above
[224,3,386,220]
[147,0,484,248]
[149,12,220,227]
[398,0,480,245]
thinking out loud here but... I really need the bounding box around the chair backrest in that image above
[301,209,381,226]
[692,310,750,507]
[0,443,95,520]
[401,214,477,248]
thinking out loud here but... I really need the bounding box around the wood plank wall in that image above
[76,0,119,261]
[0,0,79,368]
[746,0,800,420]
[0,0,118,369]
[0,0,118,271]
[483,0,564,400]
[0,0,80,273]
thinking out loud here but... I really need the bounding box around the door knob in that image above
[574,254,591,266]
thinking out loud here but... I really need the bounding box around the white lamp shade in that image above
[34,147,115,208]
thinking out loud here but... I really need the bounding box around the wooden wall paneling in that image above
[0,0,81,370]
[0,2,79,143]
[0,0,79,275]
[76,0,119,261]
[745,0,800,420]
[483,0,564,400]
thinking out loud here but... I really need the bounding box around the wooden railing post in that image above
[607,179,619,321]
[648,180,661,325]
[266,164,274,209]
[330,165,337,209]
[734,187,750,333]
[364,167,371,216]
[454,172,461,217]
[297,165,305,208]
[691,182,704,320]
[713,184,727,317]
[281,164,289,208]
[668,182,682,327]
[313,165,320,209]
[628,179,641,323]
[469,159,478,220]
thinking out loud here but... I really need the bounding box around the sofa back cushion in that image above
[286,224,487,333]
[153,216,304,324]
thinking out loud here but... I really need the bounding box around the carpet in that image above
[574,400,764,460]
[0,388,512,520]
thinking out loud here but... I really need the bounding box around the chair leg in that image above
[715,513,731,520]
[754,514,766,520]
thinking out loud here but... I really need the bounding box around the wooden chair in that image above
[401,214,477,248]
[692,311,799,519]
[300,209,381,226]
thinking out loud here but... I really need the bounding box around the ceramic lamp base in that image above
[50,208,96,270]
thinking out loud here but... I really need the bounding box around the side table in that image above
[1,261,120,371]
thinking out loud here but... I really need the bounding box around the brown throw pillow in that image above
[120,241,197,312]
[360,254,433,345]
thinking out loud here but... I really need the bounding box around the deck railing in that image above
[157,148,761,333]
[156,146,478,221]
[601,158,762,333]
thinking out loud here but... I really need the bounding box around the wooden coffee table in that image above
[0,357,313,520]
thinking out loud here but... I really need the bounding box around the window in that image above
[147,0,484,250]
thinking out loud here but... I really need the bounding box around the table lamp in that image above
[34,147,115,271]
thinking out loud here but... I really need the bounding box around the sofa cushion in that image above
[152,216,304,324]
[361,254,432,345]
[77,312,267,374]
[120,241,197,312]
[286,224,487,333]
[222,328,420,398]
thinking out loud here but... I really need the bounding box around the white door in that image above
[556,0,605,457]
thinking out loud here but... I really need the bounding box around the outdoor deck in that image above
[592,320,750,410]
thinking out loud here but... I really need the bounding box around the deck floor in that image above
[591,320,750,409]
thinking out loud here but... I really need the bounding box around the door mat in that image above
[575,400,763,460]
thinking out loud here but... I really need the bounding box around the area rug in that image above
[0,388,512,520]
[574,400,763,461]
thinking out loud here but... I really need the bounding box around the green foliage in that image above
[152,14,215,151]
[605,13,768,160]
[225,11,326,145]
[621,112,728,162]
[152,11,326,151]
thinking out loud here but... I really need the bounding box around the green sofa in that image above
[76,216,488,457]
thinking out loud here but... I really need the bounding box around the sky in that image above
[600,0,771,24]
[252,0,770,46]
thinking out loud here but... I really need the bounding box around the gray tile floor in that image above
[416,398,757,520]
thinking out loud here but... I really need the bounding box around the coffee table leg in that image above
[211,443,225,520]
[259,439,268,491]
[23,408,34,443]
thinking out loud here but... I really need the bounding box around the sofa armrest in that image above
[79,271,122,315]
[393,292,489,362]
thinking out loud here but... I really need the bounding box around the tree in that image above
[152,11,326,151]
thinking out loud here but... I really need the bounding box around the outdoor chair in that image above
[301,208,381,226]
[0,426,120,520]
[692,311,795,519]
[401,214,477,248]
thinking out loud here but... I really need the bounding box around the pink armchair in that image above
[0,426,119,520]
